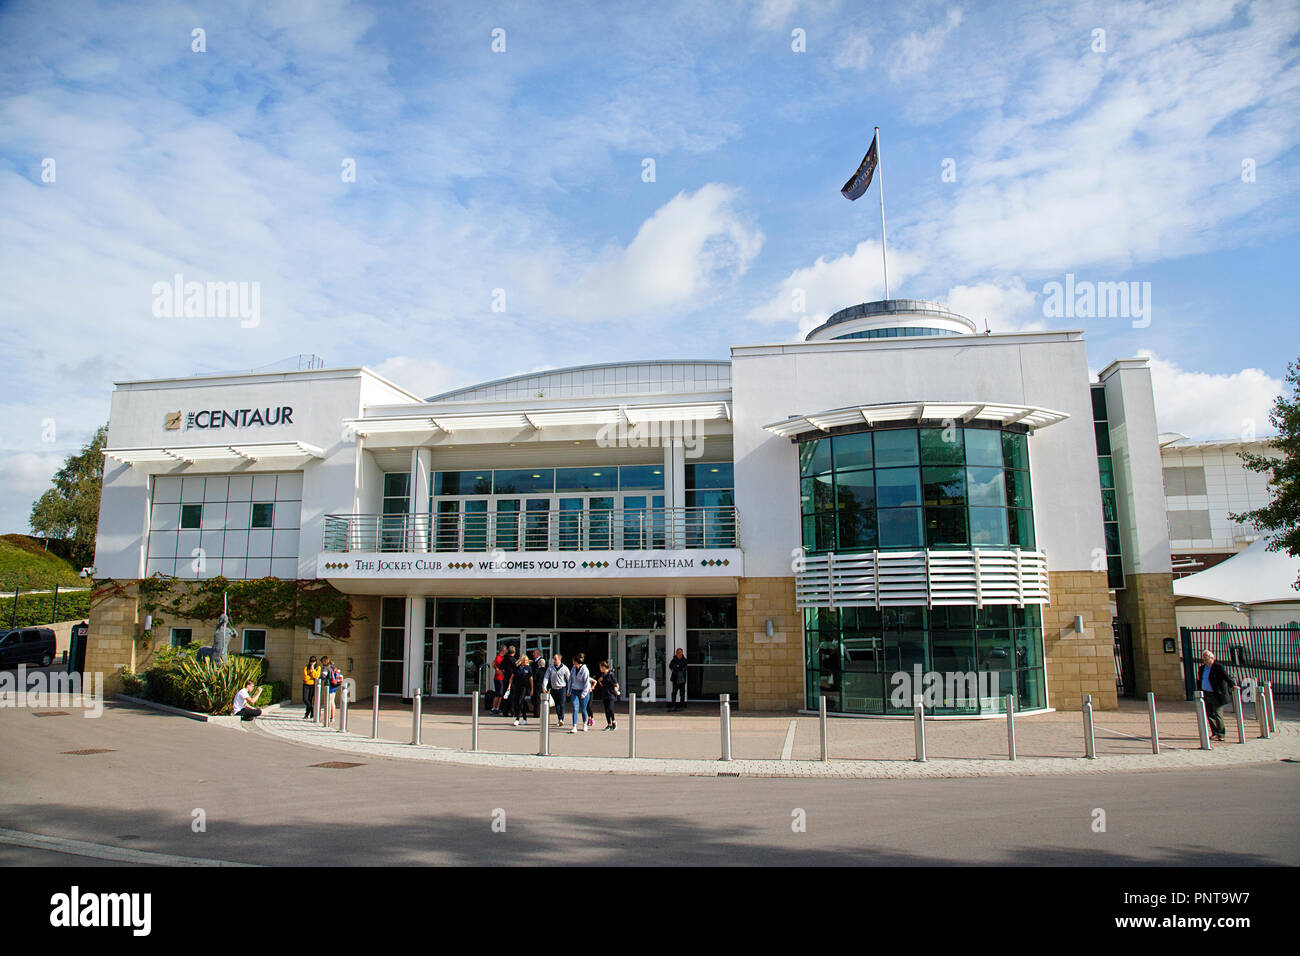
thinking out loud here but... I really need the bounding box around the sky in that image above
[1,0,1298,533]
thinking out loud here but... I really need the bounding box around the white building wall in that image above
[730,331,1108,579]
[1162,441,1278,552]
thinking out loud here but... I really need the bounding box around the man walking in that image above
[544,653,569,726]
[1197,650,1236,742]
[668,647,688,711]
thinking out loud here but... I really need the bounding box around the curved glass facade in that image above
[832,327,963,340]
[799,426,1034,553]
[805,605,1046,714]
[798,425,1045,714]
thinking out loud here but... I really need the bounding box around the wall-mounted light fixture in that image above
[314,618,323,635]
[348,657,354,672]
[1073,615,1084,634]
[765,619,775,638]
[144,615,153,632]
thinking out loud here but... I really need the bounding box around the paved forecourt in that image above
[254,696,1300,779]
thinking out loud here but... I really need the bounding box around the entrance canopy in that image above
[1174,539,1300,606]
[763,401,1069,440]
[104,441,324,469]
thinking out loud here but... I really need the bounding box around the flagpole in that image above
[875,126,889,299]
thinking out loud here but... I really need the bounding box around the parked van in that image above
[0,627,57,668]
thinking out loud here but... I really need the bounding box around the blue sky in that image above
[1,0,1298,532]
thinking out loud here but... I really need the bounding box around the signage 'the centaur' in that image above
[163,406,294,431]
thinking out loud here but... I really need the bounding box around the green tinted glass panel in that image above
[832,432,872,469]
[799,440,832,476]
[556,467,617,492]
[556,597,619,628]
[875,467,920,507]
[493,598,555,628]
[873,430,919,466]
[919,428,963,465]
[1091,386,1108,421]
[877,508,923,547]
[969,507,1009,546]
[384,472,411,498]
[1005,469,1032,508]
[434,471,491,496]
[833,469,875,511]
[1101,488,1118,522]
[687,462,734,489]
[620,598,666,629]
[925,507,967,546]
[619,464,665,490]
[1098,456,1115,490]
[966,467,1006,508]
[1001,432,1029,470]
[802,475,835,513]
[963,429,1003,466]
[1008,508,1036,548]
[1094,421,1112,456]
[493,469,554,494]
[922,467,964,506]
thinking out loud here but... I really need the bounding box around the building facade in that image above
[87,299,1183,713]
[1159,435,1280,578]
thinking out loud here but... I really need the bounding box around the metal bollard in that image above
[1005,694,1016,761]
[1147,692,1160,755]
[628,693,636,759]
[471,689,479,752]
[1265,682,1277,734]
[313,682,322,724]
[1257,686,1270,739]
[913,698,926,762]
[819,695,828,762]
[339,686,348,733]
[411,691,421,746]
[539,693,550,756]
[371,685,380,739]
[1232,686,1246,744]
[1194,690,1211,749]
[1082,694,1096,759]
[720,693,732,761]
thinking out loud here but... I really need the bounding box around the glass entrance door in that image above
[436,633,460,695]
[617,632,667,700]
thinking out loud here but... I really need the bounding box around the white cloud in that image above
[0,451,67,534]
[522,184,763,321]
[833,28,873,71]
[747,240,926,337]
[943,279,1041,332]
[889,7,963,81]
[753,0,801,29]
[1142,351,1283,440]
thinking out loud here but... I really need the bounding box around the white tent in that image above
[1173,538,1300,606]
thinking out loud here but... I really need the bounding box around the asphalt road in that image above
[2,700,1297,866]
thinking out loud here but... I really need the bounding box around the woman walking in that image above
[596,661,620,731]
[510,652,534,726]
[302,655,320,719]
[568,653,590,733]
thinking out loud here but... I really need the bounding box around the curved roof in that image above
[804,299,977,340]
[427,360,730,403]
[1173,539,1300,606]
[763,401,1070,439]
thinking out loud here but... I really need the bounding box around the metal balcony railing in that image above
[322,506,738,553]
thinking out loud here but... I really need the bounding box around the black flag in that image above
[841,133,878,201]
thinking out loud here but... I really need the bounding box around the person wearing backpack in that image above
[323,657,343,724]
[568,653,591,733]
[596,661,620,731]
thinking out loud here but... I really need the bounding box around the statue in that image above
[196,601,236,666]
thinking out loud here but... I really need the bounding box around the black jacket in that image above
[1197,662,1235,702]
[669,655,687,684]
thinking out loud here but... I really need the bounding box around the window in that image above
[170,627,193,648]
[685,597,738,701]
[1168,509,1212,540]
[180,504,202,529]
[251,503,274,528]
[799,426,1033,553]
[241,628,267,656]
[1163,466,1207,496]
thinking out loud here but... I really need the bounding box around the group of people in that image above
[302,655,344,722]
[488,645,622,732]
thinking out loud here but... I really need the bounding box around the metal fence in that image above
[1112,619,1135,698]
[323,505,738,553]
[1180,625,1300,701]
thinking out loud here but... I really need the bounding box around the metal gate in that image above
[1180,625,1300,701]
[1112,620,1135,698]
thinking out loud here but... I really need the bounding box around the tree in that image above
[29,425,107,571]
[1231,358,1300,588]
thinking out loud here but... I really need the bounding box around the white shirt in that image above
[569,664,589,694]
[233,688,254,714]
[545,664,570,690]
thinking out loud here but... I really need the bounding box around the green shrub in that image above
[257,680,287,704]
[174,655,267,715]
[120,669,146,697]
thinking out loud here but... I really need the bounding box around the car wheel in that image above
[40,653,52,667]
